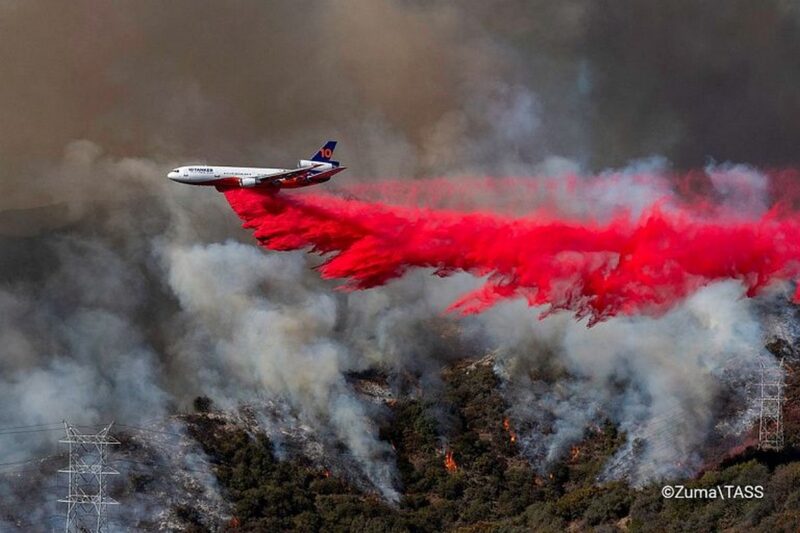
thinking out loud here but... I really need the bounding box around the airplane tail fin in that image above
[310,140,339,166]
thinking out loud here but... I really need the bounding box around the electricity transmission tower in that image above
[59,422,119,532]
[758,359,785,450]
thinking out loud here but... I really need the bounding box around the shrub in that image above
[193,395,213,413]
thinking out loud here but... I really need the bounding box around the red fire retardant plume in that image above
[222,185,800,326]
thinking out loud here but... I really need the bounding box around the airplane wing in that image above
[254,165,320,185]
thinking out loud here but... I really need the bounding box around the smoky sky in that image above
[584,0,800,169]
[2,0,799,199]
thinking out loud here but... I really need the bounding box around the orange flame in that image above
[444,450,458,473]
[322,469,331,478]
[503,417,517,444]
[570,446,581,461]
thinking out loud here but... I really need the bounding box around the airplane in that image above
[167,140,345,190]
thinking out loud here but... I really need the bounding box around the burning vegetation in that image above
[570,445,581,462]
[503,417,517,444]
[444,450,458,473]
[150,347,800,532]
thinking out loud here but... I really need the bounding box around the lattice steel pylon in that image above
[758,359,785,450]
[58,422,120,532]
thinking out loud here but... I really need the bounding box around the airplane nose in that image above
[167,171,179,180]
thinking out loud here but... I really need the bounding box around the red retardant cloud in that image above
[222,181,800,326]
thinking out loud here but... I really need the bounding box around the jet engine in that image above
[299,160,333,171]
[239,177,258,188]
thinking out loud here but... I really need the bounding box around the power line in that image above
[0,456,57,469]
[114,424,185,438]
[0,423,103,437]
[0,417,217,531]
[0,427,69,436]
[0,421,64,431]
[111,457,218,475]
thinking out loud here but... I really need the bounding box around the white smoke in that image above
[162,241,400,500]
[486,280,776,484]
[706,162,770,218]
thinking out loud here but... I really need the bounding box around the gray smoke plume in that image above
[162,241,402,499]
[489,281,776,484]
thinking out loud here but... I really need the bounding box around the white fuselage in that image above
[167,141,344,190]
[167,165,284,185]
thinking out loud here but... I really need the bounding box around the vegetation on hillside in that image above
[180,358,800,532]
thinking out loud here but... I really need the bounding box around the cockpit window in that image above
[172,169,180,173]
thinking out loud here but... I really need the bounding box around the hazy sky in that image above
[2,0,799,195]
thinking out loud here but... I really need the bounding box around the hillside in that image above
[162,354,800,532]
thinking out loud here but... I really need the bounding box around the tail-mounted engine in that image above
[299,159,334,171]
